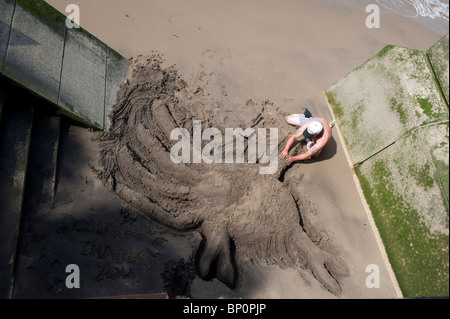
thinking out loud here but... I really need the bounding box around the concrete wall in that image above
[325,34,449,297]
[0,0,129,131]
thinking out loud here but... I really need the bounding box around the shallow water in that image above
[376,0,449,20]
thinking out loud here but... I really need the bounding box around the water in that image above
[376,0,449,20]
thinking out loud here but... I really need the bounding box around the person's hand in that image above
[279,150,289,159]
[285,156,295,165]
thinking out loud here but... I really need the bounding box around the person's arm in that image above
[280,124,309,159]
[286,139,324,164]
[287,148,315,163]
[279,134,297,158]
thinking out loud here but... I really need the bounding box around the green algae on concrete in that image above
[325,45,448,167]
[356,122,449,297]
[16,0,66,32]
[427,33,449,105]
[325,40,449,297]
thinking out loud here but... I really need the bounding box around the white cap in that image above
[307,121,323,135]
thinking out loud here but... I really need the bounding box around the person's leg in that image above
[286,113,320,127]
[285,114,304,126]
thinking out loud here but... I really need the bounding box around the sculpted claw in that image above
[197,223,236,289]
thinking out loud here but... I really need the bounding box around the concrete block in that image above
[357,122,448,234]
[0,102,33,298]
[0,0,15,73]
[325,45,449,166]
[427,33,449,105]
[355,121,449,297]
[59,26,107,130]
[1,0,129,132]
[3,0,65,104]
[9,115,60,298]
[104,48,129,131]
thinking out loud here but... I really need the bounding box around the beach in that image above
[36,0,449,299]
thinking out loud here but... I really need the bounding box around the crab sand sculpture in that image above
[96,55,348,296]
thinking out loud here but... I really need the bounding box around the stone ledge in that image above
[0,0,129,131]
[325,35,449,297]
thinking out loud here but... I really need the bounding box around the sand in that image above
[41,0,448,299]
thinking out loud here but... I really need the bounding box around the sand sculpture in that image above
[95,55,348,296]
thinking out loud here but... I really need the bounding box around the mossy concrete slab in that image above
[0,0,129,131]
[355,121,449,297]
[324,39,449,297]
[427,33,449,105]
[3,0,65,104]
[104,49,129,131]
[58,27,106,130]
[325,45,448,167]
[0,0,15,73]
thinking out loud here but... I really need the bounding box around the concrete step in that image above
[10,113,61,298]
[0,84,4,130]
[0,79,64,298]
[21,114,61,215]
[0,91,33,298]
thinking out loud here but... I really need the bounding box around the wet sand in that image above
[42,0,448,299]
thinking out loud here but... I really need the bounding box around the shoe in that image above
[304,108,313,118]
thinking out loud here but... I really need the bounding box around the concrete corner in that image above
[104,48,130,131]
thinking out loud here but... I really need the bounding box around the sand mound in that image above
[95,54,348,295]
